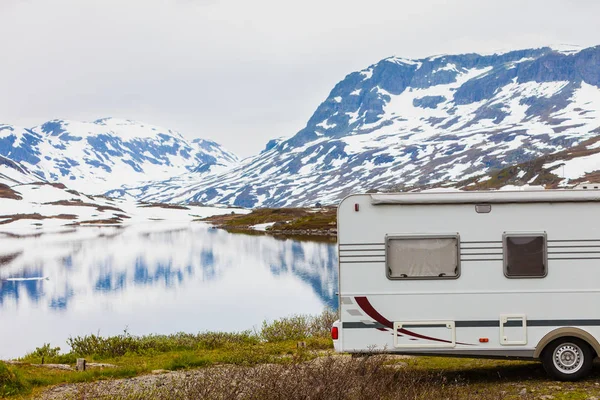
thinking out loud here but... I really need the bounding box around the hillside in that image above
[124,45,600,207]
[0,118,238,195]
[451,135,600,191]
[1,46,600,207]
[0,156,246,236]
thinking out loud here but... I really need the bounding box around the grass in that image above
[2,310,336,398]
[0,361,28,397]
[202,207,337,237]
[203,208,308,227]
[0,184,22,200]
[30,356,600,400]
[6,309,600,399]
[0,213,78,226]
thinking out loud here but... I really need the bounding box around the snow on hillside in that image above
[126,45,600,207]
[0,175,248,237]
[0,156,41,186]
[0,118,238,195]
[447,136,600,191]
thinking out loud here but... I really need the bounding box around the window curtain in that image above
[388,238,458,278]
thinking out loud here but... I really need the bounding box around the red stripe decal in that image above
[354,296,473,346]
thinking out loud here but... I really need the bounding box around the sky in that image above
[1,0,599,158]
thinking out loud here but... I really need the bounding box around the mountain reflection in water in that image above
[0,223,338,358]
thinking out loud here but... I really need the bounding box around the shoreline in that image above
[201,206,337,240]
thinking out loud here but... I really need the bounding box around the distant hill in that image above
[0,118,237,195]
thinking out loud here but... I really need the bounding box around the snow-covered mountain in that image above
[121,45,600,207]
[0,155,43,187]
[445,135,600,191]
[0,153,248,235]
[0,118,238,195]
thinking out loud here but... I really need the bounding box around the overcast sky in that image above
[1,0,599,157]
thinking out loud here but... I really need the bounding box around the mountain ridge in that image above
[2,45,600,207]
[122,45,600,207]
[0,118,238,195]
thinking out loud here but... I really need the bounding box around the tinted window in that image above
[386,236,459,279]
[504,235,547,278]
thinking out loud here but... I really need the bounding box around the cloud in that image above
[0,0,599,157]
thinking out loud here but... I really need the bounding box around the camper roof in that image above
[370,189,600,205]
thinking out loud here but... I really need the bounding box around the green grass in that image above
[274,212,336,231]
[0,361,29,397]
[212,208,307,227]
[3,310,336,398]
[201,207,337,235]
[9,340,329,399]
[9,308,600,399]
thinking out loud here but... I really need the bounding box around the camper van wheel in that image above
[541,337,593,381]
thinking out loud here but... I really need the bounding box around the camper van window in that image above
[503,234,547,278]
[386,235,459,280]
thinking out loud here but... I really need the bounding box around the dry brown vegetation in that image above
[458,135,600,191]
[0,252,22,267]
[137,203,190,210]
[33,356,600,400]
[0,184,22,200]
[202,207,337,237]
[42,200,124,213]
[69,217,125,226]
[0,213,77,225]
[36,356,461,400]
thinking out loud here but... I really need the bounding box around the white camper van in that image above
[331,189,600,381]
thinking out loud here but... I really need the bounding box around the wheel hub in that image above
[553,343,583,373]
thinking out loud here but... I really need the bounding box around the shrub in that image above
[0,361,29,397]
[67,330,259,359]
[260,309,338,342]
[70,355,466,400]
[167,354,212,371]
[26,343,61,364]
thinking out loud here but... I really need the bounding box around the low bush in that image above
[167,354,212,371]
[67,329,259,359]
[260,309,337,342]
[0,361,29,397]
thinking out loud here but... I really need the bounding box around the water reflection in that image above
[0,223,338,358]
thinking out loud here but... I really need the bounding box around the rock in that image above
[32,363,74,371]
[539,395,554,400]
[151,369,170,375]
[519,388,527,396]
[87,363,117,369]
[76,358,86,371]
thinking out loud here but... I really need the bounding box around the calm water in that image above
[0,223,338,359]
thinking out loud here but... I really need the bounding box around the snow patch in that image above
[251,222,276,231]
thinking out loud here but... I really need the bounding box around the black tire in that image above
[541,337,594,381]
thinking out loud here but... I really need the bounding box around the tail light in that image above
[331,326,339,340]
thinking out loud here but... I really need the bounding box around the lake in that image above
[0,223,338,359]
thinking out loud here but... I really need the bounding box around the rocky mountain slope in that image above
[446,135,600,191]
[125,45,600,207]
[0,118,238,195]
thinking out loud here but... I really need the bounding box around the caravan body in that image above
[332,190,600,380]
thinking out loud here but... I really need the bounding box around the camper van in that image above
[331,189,600,381]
